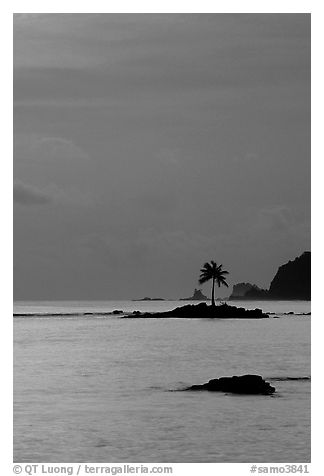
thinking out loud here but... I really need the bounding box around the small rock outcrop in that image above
[180,288,209,301]
[187,374,275,394]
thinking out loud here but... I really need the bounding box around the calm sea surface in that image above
[14,300,311,462]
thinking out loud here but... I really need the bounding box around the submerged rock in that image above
[187,374,275,395]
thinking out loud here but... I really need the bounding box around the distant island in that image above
[229,251,311,301]
[230,283,269,300]
[132,297,165,301]
[180,288,209,301]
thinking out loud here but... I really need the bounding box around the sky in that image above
[13,13,311,300]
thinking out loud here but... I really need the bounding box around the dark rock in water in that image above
[129,302,268,319]
[112,310,123,315]
[187,374,275,395]
[132,310,141,315]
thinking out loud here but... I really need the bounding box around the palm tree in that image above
[199,261,229,307]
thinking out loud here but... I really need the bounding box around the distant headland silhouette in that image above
[229,251,311,301]
[133,252,310,304]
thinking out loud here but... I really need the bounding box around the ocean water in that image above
[14,300,311,463]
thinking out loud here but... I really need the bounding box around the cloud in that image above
[134,192,177,214]
[13,180,54,206]
[258,206,296,232]
[14,14,309,107]
[14,134,89,163]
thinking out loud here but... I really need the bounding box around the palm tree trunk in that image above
[211,277,215,307]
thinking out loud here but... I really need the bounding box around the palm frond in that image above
[200,262,212,272]
[198,275,211,285]
[216,278,229,287]
[199,260,229,287]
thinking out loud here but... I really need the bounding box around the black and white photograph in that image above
[13,11,311,467]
